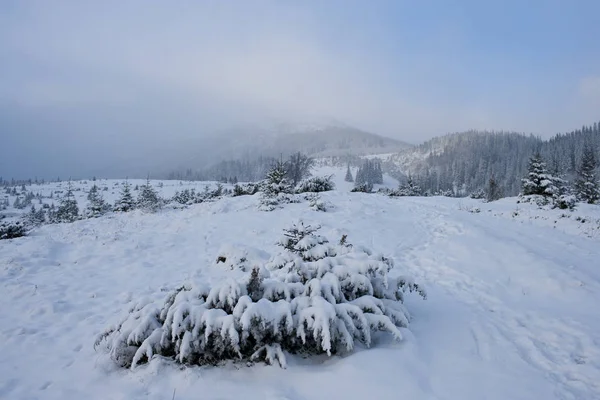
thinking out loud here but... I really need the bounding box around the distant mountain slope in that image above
[383,122,600,196]
[165,123,412,179]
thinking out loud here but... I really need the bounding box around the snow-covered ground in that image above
[1,169,600,400]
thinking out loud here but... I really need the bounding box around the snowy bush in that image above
[259,193,300,212]
[172,189,198,205]
[95,222,425,369]
[469,189,486,200]
[232,183,260,197]
[389,177,422,197]
[0,220,26,240]
[351,183,373,193]
[214,244,266,272]
[296,175,335,193]
[553,194,576,210]
[304,193,332,212]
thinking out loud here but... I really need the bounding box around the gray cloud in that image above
[1,1,598,179]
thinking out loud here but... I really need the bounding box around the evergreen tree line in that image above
[386,121,600,198]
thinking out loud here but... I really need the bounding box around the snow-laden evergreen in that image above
[574,142,599,204]
[355,159,383,187]
[262,160,294,198]
[114,181,136,212]
[26,204,46,227]
[95,222,425,369]
[52,182,79,223]
[295,175,335,193]
[391,175,422,197]
[0,220,26,240]
[137,178,162,212]
[521,152,558,197]
[344,165,354,182]
[85,184,111,218]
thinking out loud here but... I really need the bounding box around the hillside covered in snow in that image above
[1,165,600,400]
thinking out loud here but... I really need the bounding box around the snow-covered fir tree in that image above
[26,204,46,227]
[574,142,599,204]
[137,178,162,212]
[54,182,79,223]
[262,160,293,197]
[114,181,136,212]
[521,152,557,197]
[355,159,383,187]
[85,184,110,218]
[344,165,354,182]
[95,222,426,369]
[394,175,422,196]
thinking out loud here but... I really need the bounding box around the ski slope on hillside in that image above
[1,182,599,399]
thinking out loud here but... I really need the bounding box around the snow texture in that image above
[1,167,600,400]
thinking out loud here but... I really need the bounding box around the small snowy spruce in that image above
[344,165,354,183]
[259,161,298,211]
[85,184,110,218]
[53,182,79,223]
[521,152,558,197]
[574,142,599,204]
[114,181,136,212]
[26,205,46,227]
[137,178,162,212]
[391,175,422,197]
[263,160,293,197]
[95,222,426,369]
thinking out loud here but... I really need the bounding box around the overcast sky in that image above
[2,0,600,178]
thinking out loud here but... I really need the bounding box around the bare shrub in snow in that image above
[95,222,426,369]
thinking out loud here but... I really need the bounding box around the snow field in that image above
[1,167,599,399]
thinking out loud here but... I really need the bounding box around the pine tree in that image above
[54,182,79,223]
[521,152,556,197]
[394,175,422,196]
[85,184,110,218]
[27,204,46,226]
[114,181,135,212]
[574,142,599,204]
[344,165,354,182]
[263,160,293,197]
[137,178,162,212]
[486,175,502,202]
